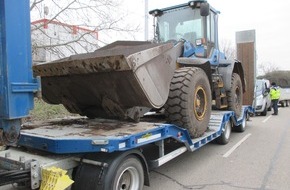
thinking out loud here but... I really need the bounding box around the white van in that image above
[253,79,271,116]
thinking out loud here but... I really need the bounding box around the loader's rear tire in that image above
[227,73,243,118]
[165,67,212,138]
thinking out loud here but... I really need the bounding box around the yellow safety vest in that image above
[270,87,280,100]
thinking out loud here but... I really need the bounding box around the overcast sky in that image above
[119,0,290,72]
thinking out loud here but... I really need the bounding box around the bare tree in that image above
[30,0,139,62]
[219,39,236,60]
[258,61,279,76]
[256,62,290,87]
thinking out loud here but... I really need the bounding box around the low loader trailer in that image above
[0,107,252,189]
[0,0,253,189]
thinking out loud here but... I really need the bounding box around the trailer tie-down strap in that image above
[0,169,30,186]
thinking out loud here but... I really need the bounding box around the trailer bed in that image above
[18,107,250,154]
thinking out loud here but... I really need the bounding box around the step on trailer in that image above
[0,106,252,189]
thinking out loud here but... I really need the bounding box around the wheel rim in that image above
[224,121,231,140]
[116,166,140,190]
[194,86,207,121]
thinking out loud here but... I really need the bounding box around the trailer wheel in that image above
[108,155,144,190]
[227,73,243,118]
[165,67,212,138]
[235,116,246,132]
[216,120,232,145]
[72,155,144,190]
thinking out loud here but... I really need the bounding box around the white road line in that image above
[262,115,272,123]
[223,133,252,158]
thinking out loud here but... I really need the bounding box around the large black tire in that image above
[165,67,212,138]
[109,155,144,190]
[72,155,144,190]
[227,73,243,118]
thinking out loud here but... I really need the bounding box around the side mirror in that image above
[200,2,210,16]
[263,88,270,96]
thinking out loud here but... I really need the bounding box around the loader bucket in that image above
[33,41,183,119]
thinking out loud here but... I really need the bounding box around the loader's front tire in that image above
[165,67,212,138]
[227,73,243,118]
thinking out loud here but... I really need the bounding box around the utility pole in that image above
[144,0,149,41]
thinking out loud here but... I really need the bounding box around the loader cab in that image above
[150,1,221,64]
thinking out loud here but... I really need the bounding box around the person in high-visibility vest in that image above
[270,82,281,115]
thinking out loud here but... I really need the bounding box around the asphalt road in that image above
[144,107,290,190]
[1,107,290,190]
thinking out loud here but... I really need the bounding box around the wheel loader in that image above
[33,1,245,138]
